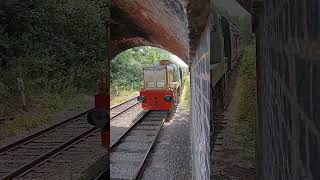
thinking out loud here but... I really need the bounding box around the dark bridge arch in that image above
[109,0,210,179]
[110,0,209,63]
[109,1,320,180]
[110,1,189,61]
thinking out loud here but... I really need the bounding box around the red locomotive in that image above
[137,60,183,111]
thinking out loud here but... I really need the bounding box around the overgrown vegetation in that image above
[0,0,184,139]
[183,76,191,109]
[0,0,110,139]
[239,40,256,160]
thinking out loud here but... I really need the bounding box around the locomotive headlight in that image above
[164,95,173,102]
[137,96,145,102]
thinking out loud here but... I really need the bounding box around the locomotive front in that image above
[137,60,180,111]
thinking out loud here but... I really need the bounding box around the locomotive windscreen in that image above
[144,66,168,90]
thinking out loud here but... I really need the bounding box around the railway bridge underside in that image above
[109,0,320,179]
[109,0,210,179]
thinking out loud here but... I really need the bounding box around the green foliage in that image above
[0,0,173,139]
[239,40,256,160]
[0,0,112,139]
[111,47,170,92]
[0,0,110,115]
[183,76,191,109]
[0,0,109,87]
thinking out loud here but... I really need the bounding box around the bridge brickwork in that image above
[110,0,211,179]
[190,21,211,180]
[256,1,320,179]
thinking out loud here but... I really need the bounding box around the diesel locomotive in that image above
[137,60,184,111]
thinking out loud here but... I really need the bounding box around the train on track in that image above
[137,60,184,111]
[210,8,249,116]
[209,5,251,152]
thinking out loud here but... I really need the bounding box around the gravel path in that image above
[141,103,192,180]
[211,68,256,180]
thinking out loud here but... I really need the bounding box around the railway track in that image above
[0,96,139,180]
[211,114,227,152]
[94,110,169,180]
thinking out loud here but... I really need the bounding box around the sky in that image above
[170,54,189,68]
[214,0,250,17]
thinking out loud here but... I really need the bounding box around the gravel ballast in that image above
[141,103,192,180]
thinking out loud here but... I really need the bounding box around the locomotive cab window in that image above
[156,81,165,88]
[147,81,155,88]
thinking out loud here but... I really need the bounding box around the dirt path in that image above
[211,68,256,180]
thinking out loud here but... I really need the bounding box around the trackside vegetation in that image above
[0,0,180,140]
[0,0,109,139]
[183,76,191,110]
[239,40,256,160]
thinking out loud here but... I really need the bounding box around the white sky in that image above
[170,54,188,68]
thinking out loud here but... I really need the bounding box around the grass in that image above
[110,89,139,106]
[182,76,191,109]
[0,82,138,141]
[0,90,91,141]
[238,40,257,161]
[0,111,50,140]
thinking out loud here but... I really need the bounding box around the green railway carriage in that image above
[210,7,244,113]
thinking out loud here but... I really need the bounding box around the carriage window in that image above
[156,81,165,88]
[211,15,224,65]
[147,81,155,88]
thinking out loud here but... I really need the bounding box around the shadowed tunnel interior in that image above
[110,0,209,63]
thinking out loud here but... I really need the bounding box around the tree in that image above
[111,47,171,91]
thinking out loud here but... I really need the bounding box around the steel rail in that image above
[0,96,138,154]
[17,102,141,179]
[110,95,138,109]
[110,110,149,148]
[95,111,168,180]
[18,128,102,179]
[132,113,168,180]
[92,111,150,180]
[0,96,139,180]
[0,109,92,155]
[110,102,141,121]
[2,127,98,180]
